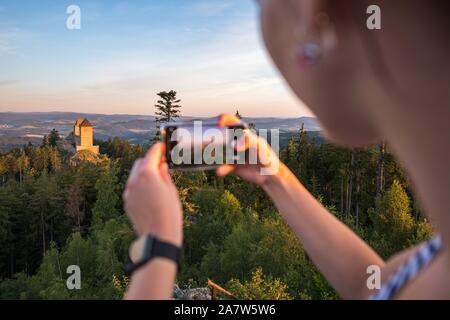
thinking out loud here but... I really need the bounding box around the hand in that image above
[123,143,182,246]
[216,114,284,187]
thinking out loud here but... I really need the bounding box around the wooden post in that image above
[207,279,239,300]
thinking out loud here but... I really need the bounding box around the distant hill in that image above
[0,112,321,151]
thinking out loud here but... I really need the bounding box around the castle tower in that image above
[73,118,99,154]
[74,118,84,136]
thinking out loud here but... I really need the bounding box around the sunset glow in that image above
[0,0,311,117]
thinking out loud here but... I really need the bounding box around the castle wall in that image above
[80,127,93,147]
[76,145,99,154]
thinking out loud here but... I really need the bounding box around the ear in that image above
[294,0,328,34]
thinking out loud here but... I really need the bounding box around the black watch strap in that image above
[125,235,182,275]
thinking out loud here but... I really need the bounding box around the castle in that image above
[72,118,99,154]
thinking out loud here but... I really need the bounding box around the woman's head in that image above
[257,0,450,147]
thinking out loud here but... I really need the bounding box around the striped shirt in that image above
[369,235,442,300]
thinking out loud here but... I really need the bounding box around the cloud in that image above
[0,80,20,86]
[0,29,20,56]
[0,2,310,116]
[80,18,264,91]
[188,0,234,16]
[70,16,309,116]
[0,44,15,56]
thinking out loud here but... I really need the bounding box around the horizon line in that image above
[0,110,316,119]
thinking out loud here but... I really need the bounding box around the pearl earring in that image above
[295,41,322,67]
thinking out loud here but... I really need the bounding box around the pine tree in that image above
[369,179,414,256]
[65,177,85,233]
[48,147,61,173]
[282,137,297,171]
[16,152,29,184]
[42,135,49,147]
[91,166,120,228]
[376,140,386,197]
[29,173,60,257]
[296,122,308,180]
[153,90,182,143]
[48,129,61,147]
[0,156,6,184]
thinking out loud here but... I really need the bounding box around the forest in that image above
[0,93,434,300]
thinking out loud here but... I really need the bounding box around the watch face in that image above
[126,235,180,274]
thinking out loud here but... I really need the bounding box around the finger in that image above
[130,158,143,175]
[216,164,235,177]
[239,133,272,153]
[236,133,277,169]
[159,162,172,183]
[218,114,241,127]
[142,142,164,170]
[122,188,129,204]
[235,131,258,152]
[126,158,143,188]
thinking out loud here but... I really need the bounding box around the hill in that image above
[0,112,321,151]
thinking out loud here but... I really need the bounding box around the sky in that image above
[0,0,312,117]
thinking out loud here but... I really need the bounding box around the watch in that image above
[125,234,182,275]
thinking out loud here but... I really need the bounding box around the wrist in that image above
[139,222,183,247]
[262,162,289,193]
[149,228,182,247]
[126,234,181,278]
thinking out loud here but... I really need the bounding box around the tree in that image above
[376,140,386,197]
[0,156,7,184]
[153,90,182,142]
[65,176,85,232]
[93,216,134,298]
[227,267,293,300]
[0,180,37,277]
[60,232,97,296]
[281,137,297,171]
[296,122,308,180]
[26,243,67,300]
[0,132,427,300]
[41,135,49,147]
[91,166,120,229]
[29,173,61,257]
[29,147,49,174]
[16,152,29,184]
[155,90,182,123]
[48,129,61,147]
[48,147,61,173]
[179,188,243,283]
[0,187,11,245]
[3,154,17,181]
[369,180,414,257]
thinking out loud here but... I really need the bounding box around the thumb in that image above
[143,143,164,170]
[216,164,235,177]
[159,162,172,183]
